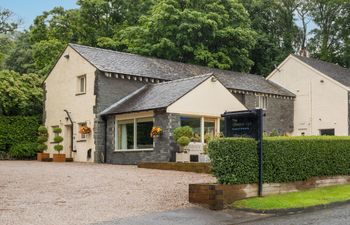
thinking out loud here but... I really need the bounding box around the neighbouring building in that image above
[268,54,350,136]
[44,44,295,163]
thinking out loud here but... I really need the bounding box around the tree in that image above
[32,39,65,76]
[240,0,300,76]
[308,0,348,65]
[0,70,43,116]
[0,8,21,34]
[116,0,256,72]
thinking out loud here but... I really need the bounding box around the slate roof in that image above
[69,43,294,97]
[101,74,212,115]
[293,54,350,88]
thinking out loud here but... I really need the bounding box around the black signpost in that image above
[222,109,264,196]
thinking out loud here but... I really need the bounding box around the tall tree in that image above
[116,0,256,72]
[0,70,43,116]
[0,8,21,34]
[308,0,348,65]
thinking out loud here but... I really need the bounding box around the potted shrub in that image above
[52,127,65,162]
[37,126,50,161]
[173,126,193,162]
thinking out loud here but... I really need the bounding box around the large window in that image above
[116,117,153,150]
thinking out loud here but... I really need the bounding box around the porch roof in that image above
[100,74,212,115]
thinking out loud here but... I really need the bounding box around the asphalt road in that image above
[93,204,350,225]
[240,203,350,225]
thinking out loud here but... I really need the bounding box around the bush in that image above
[0,116,40,153]
[37,143,48,151]
[38,126,48,134]
[53,136,63,143]
[37,136,48,143]
[173,126,193,142]
[208,136,350,184]
[177,136,191,147]
[54,144,63,152]
[9,143,38,159]
[53,127,62,134]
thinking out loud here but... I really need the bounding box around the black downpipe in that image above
[63,109,74,158]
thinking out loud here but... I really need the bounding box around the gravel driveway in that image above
[0,161,215,225]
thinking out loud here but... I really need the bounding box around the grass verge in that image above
[233,184,350,210]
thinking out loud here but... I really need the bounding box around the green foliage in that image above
[53,136,63,143]
[0,116,40,153]
[37,136,48,143]
[177,136,191,147]
[0,70,43,116]
[208,138,258,184]
[0,8,20,34]
[117,0,256,72]
[9,142,38,159]
[37,143,48,151]
[54,144,63,152]
[32,39,65,75]
[208,136,350,184]
[53,127,62,134]
[38,125,48,134]
[173,126,193,142]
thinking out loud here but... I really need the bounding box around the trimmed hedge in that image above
[9,143,38,159]
[0,116,40,159]
[208,136,350,184]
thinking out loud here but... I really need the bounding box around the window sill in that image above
[114,148,154,152]
[77,139,87,142]
[75,92,86,96]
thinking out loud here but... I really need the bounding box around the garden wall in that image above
[189,176,350,210]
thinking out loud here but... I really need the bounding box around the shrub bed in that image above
[0,116,40,159]
[208,136,350,184]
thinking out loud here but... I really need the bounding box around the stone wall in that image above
[244,94,294,134]
[190,175,350,210]
[104,109,181,165]
[93,71,145,162]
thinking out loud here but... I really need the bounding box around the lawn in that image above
[233,184,350,210]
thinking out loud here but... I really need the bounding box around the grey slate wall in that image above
[244,94,294,134]
[94,71,145,162]
[105,109,181,165]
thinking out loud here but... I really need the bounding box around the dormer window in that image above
[77,75,86,95]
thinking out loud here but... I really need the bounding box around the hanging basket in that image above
[79,126,92,134]
[150,126,162,138]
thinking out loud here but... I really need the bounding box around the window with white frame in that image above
[257,96,268,109]
[116,117,153,150]
[77,75,86,94]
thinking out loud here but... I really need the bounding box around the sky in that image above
[0,0,78,30]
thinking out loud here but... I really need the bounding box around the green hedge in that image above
[208,136,350,184]
[0,116,40,159]
[9,143,38,159]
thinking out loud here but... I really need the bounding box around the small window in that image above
[117,119,135,150]
[320,129,335,136]
[256,96,268,110]
[77,75,86,94]
[78,123,87,139]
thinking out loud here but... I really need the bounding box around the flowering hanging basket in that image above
[150,126,162,138]
[79,126,92,134]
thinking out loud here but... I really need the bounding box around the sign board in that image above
[222,109,264,196]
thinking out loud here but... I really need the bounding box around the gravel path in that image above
[0,161,216,225]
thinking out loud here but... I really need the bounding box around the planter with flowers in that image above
[150,126,162,138]
[79,125,92,135]
[53,127,65,162]
[37,126,49,161]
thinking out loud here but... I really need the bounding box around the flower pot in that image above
[37,152,50,161]
[176,152,190,162]
[53,154,66,162]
